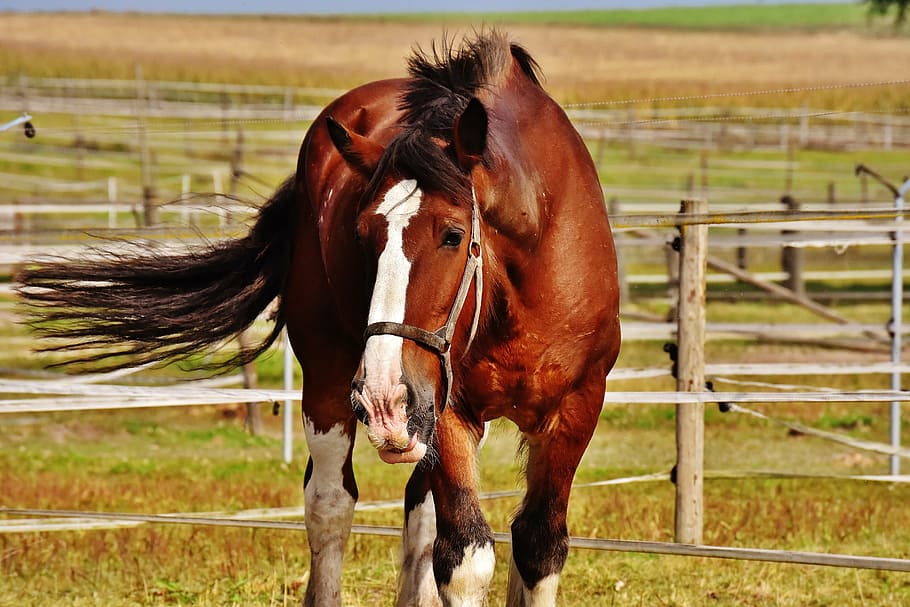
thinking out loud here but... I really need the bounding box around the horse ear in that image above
[326,116,384,176]
[453,97,488,172]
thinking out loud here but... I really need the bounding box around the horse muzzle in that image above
[350,378,431,464]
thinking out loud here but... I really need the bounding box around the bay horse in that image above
[18,31,620,607]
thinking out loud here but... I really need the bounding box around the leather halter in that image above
[363,190,483,412]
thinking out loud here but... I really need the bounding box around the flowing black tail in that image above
[16,176,298,371]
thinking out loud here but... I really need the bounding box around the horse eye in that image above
[442,230,464,248]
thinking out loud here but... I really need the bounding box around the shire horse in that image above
[18,32,620,606]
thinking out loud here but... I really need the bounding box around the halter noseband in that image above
[363,190,483,412]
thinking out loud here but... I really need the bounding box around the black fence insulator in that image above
[671,235,682,252]
[670,464,677,485]
[663,342,679,379]
[272,401,281,416]
[706,380,733,412]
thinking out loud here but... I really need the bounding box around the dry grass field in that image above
[1,12,909,106]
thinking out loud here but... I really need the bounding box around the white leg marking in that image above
[438,543,496,607]
[397,492,441,607]
[524,573,560,607]
[507,559,560,607]
[303,418,355,607]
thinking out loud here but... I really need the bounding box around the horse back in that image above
[285,79,407,346]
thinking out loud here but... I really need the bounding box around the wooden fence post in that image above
[736,228,748,270]
[625,106,637,160]
[107,177,117,229]
[13,198,26,245]
[73,114,85,181]
[17,74,30,113]
[608,197,629,303]
[135,64,157,227]
[780,195,804,297]
[799,105,809,149]
[595,129,607,169]
[883,116,893,151]
[213,170,226,227]
[228,126,244,225]
[237,331,263,437]
[665,237,680,321]
[699,151,709,196]
[181,174,192,227]
[675,197,707,545]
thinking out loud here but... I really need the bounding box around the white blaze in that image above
[363,179,422,386]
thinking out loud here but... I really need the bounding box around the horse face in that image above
[327,99,488,465]
[350,177,475,464]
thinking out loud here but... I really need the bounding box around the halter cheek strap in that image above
[363,190,483,412]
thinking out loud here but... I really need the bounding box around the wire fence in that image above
[2,75,908,215]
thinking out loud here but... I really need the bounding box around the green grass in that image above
[2,283,910,605]
[346,3,885,32]
[1,300,909,606]
[1,398,908,606]
[3,289,910,607]
[0,3,890,32]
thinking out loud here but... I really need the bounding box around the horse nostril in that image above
[405,384,418,416]
[352,401,369,425]
[350,379,370,425]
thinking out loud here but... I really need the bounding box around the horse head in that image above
[328,97,489,464]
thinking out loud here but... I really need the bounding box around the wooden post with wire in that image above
[675,197,708,545]
[228,126,244,226]
[238,330,263,437]
[135,65,157,227]
[780,195,804,297]
[608,197,629,303]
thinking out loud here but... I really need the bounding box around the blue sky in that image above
[0,0,854,14]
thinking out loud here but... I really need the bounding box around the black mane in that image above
[368,32,542,202]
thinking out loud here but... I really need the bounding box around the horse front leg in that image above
[396,467,441,607]
[430,412,495,607]
[302,411,358,607]
[506,379,603,607]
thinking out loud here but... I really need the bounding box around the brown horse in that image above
[18,32,620,606]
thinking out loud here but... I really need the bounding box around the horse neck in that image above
[479,63,598,246]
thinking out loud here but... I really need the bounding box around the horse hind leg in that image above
[302,414,357,607]
[506,480,565,607]
[396,468,441,607]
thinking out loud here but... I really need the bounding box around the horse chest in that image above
[464,335,579,425]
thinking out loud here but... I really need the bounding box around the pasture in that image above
[1,7,909,607]
[1,9,910,106]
